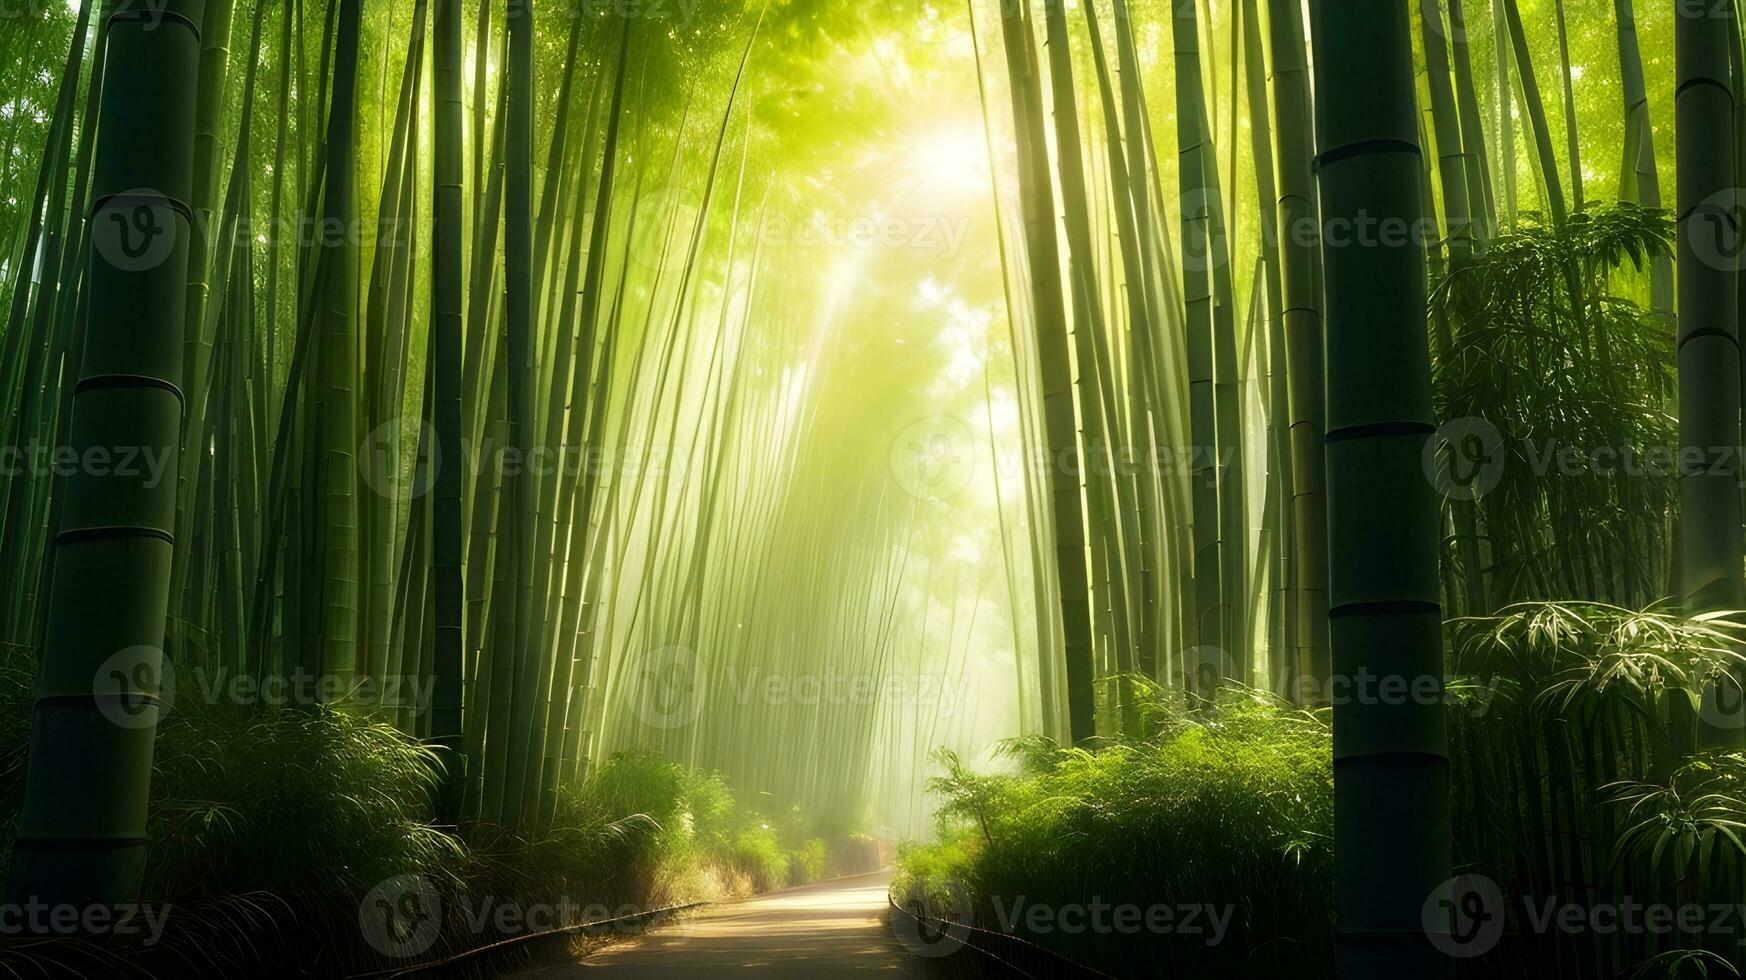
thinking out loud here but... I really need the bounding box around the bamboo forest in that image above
[5,0,1746,977]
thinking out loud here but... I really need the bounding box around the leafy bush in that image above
[0,649,837,978]
[1431,204,1677,612]
[896,686,1334,978]
[1449,602,1746,978]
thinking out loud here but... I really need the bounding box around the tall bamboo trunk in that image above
[1552,0,1581,213]
[1615,0,1672,313]
[499,0,540,822]
[1500,0,1567,227]
[429,0,467,821]
[1492,0,1518,226]
[1675,0,1745,747]
[1172,0,1228,698]
[176,0,236,519]
[1265,0,1329,702]
[1448,0,1496,245]
[312,0,364,692]
[1041,0,1138,707]
[1241,0,1292,697]
[8,0,205,908]
[1309,3,1451,975]
[997,0,1096,743]
[1422,0,1490,619]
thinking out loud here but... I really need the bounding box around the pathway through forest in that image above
[512,871,939,978]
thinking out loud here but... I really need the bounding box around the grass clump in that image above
[895,685,1333,978]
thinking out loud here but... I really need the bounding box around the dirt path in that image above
[510,871,941,979]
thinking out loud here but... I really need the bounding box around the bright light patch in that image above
[910,126,989,196]
[951,536,981,563]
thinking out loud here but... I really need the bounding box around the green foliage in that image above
[1608,753,1746,875]
[896,687,1334,977]
[1432,205,1678,608]
[1451,601,1746,755]
[903,604,1746,978]
[0,647,832,975]
[0,6,76,311]
[552,752,835,897]
[146,701,461,903]
[1451,602,1746,977]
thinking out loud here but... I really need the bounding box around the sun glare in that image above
[911,125,990,196]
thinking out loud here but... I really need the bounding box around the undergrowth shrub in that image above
[1449,601,1746,979]
[898,603,1746,980]
[0,647,841,978]
[895,685,1334,978]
